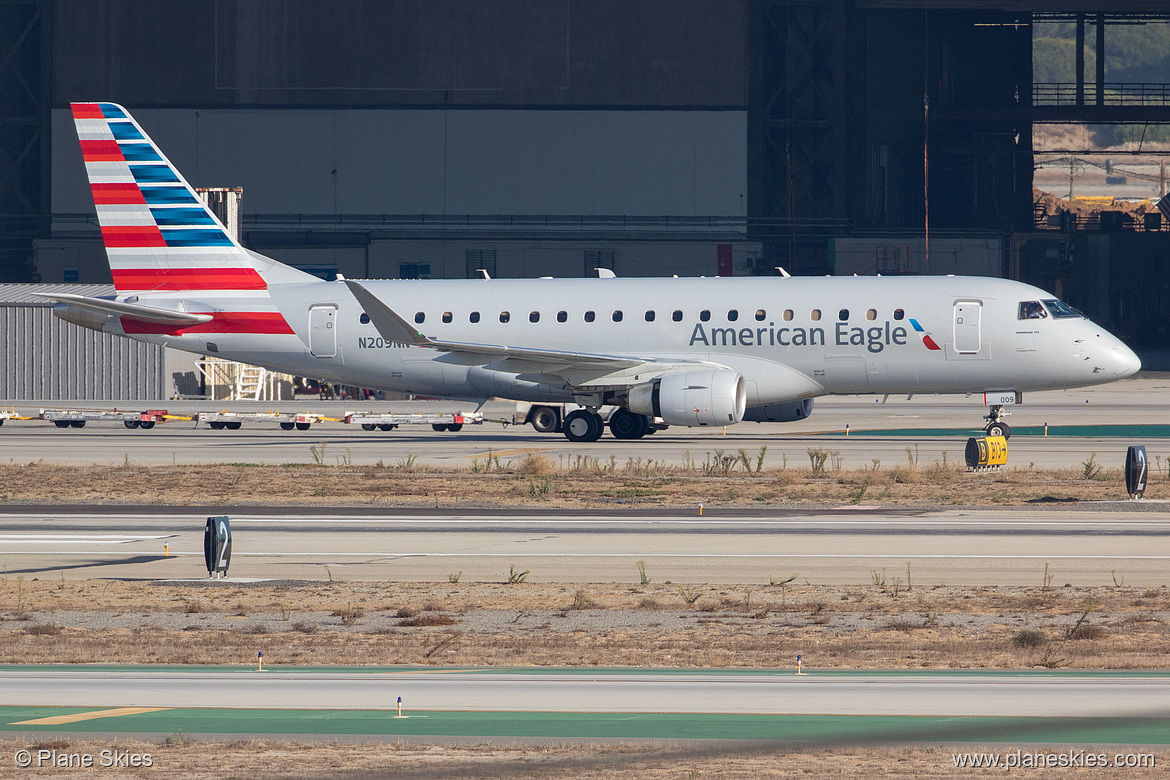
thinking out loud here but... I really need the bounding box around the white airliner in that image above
[48,102,1140,442]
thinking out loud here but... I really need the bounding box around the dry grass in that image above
[0,738,1161,779]
[2,579,1167,669]
[0,460,1153,508]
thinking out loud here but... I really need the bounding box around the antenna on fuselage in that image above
[596,268,616,278]
[775,267,791,277]
[477,269,491,280]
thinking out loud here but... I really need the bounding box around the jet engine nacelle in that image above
[742,398,815,423]
[628,370,746,427]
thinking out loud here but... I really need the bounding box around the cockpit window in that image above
[1018,301,1047,320]
[1042,299,1082,319]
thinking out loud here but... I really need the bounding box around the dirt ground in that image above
[0,456,1155,508]
[3,579,1167,669]
[0,738,1161,779]
[3,461,1165,777]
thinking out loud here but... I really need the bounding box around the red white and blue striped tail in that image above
[71,102,311,294]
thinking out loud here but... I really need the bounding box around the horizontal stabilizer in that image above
[37,293,213,325]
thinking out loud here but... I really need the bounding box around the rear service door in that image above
[953,301,982,354]
[309,305,338,358]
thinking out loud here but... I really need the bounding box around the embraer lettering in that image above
[688,321,908,353]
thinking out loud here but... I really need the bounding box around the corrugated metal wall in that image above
[0,304,166,400]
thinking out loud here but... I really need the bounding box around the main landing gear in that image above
[562,408,654,442]
[563,409,604,442]
[608,408,651,440]
[984,404,1011,439]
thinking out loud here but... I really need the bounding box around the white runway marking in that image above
[0,534,173,544]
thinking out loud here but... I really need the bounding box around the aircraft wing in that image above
[344,280,696,376]
[36,293,214,325]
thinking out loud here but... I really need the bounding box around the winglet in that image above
[343,280,430,346]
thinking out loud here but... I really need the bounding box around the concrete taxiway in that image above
[1,507,1167,585]
[4,668,1169,718]
[2,668,1168,745]
[1,378,1167,469]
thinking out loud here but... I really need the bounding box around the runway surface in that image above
[1,506,1168,585]
[3,668,1168,744]
[2,378,1168,469]
[5,667,1169,717]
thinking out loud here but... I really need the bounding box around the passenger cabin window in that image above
[700,310,711,322]
[470,311,480,323]
[584,311,596,322]
[783,310,793,321]
[414,312,425,324]
[360,313,370,324]
[838,309,849,321]
[529,311,540,323]
[1018,301,1047,320]
[500,311,511,323]
[893,308,905,320]
[612,310,623,322]
[672,310,683,322]
[645,310,656,322]
[1042,299,1082,319]
[865,309,877,321]
[727,310,738,322]
[755,309,766,321]
[810,309,822,321]
[442,312,452,324]
[557,311,567,322]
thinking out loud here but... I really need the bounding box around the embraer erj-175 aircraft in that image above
[48,103,1141,442]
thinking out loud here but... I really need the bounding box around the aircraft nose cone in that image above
[1114,345,1141,378]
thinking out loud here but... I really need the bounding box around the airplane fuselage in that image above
[118,275,1137,406]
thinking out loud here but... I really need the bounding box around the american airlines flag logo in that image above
[908,318,942,350]
[72,103,293,335]
[72,102,265,292]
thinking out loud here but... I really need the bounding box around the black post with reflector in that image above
[203,515,233,577]
[1125,446,1148,500]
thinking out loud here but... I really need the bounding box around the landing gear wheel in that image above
[70,420,86,428]
[54,421,69,428]
[209,421,226,430]
[124,420,140,429]
[378,424,395,431]
[448,423,463,432]
[361,423,376,431]
[140,420,156,430]
[432,423,449,432]
[280,422,295,430]
[295,422,311,431]
[530,406,560,433]
[563,409,603,442]
[609,408,650,439]
[225,421,241,430]
[985,421,1011,439]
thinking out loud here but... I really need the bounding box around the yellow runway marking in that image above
[13,707,172,726]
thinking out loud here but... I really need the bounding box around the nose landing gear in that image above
[984,404,1011,439]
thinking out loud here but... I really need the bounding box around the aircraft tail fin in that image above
[71,102,316,294]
